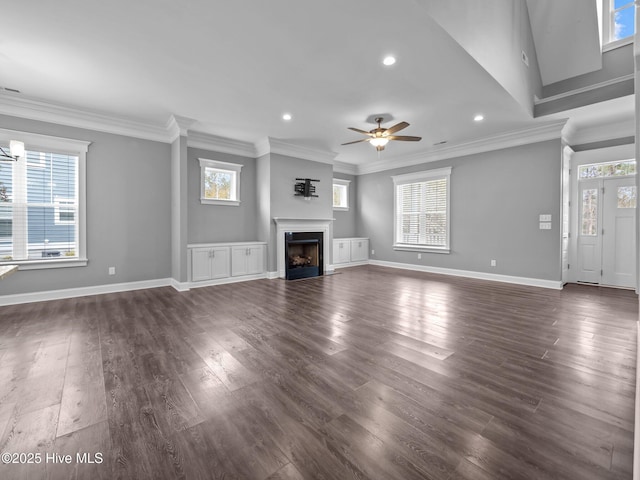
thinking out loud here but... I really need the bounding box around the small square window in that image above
[199,158,242,206]
[333,178,350,211]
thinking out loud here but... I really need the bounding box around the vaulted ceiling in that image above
[0,0,632,167]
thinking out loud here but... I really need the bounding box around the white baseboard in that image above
[334,260,370,269]
[266,271,279,279]
[368,259,563,290]
[170,278,191,292]
[0,278,173,306]
[188,273,268,289]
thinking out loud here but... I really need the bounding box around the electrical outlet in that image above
[371,249,375,255]
[418,253,422,260]
[108,267,116,275]
[490,259,497,267]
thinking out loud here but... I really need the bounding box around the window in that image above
[199,158,242,206]
[54,198,76,225]
[578,159,636,179]
[581,188,599,236]
[0,128,88,268]
[333,178,351,211]
[604,0,636,46]
[392,167,451,253]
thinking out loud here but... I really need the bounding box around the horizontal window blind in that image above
[396,177,448,247]
[0,148,78,261]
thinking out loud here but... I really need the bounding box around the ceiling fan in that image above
[342,117,422,152]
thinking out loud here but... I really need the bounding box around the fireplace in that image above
[285,231,323,280]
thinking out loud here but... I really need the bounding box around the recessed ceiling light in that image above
[474,114,484,122]
[282,113,292,121]
[382,56,396,66]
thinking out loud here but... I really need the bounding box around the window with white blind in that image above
[0,129,89,269]
[392,167,451,253]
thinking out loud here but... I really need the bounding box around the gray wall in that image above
[357,139,562,281]
[187,147,258,243]
[332,172,357,238]
[0,114,172,295]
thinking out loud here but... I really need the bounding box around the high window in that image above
[604,0,636,46]
[199,158,242,206]
[332,178,350,211]
[0,129,88,268]
[392,167,451,253]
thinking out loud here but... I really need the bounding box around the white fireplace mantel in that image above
[273,217,334,279]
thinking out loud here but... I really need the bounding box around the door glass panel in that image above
[581,188,598,235]
[617,186,637,208]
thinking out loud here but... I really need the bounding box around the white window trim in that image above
[392,166,451,254]
[333,178,351,211]
[0,127,89,269]
[199,158,242,206]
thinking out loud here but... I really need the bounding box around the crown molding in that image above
[332,160,358,175]
[166,115,196,143]
[256,137,337,164]
[0,93,170,143]
[356,119,569,175]
[567,117,635,146]
[187,130,256,157]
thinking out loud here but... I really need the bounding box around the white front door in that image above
[576,176,637,287]
[602,177,637,287]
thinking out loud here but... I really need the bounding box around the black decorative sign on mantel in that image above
[294,178,319,199]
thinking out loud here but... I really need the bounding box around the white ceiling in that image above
[0,0,630,166]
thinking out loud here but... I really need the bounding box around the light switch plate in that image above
[539,214,552,222]
[539,222,552,230]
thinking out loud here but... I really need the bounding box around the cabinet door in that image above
[334,240,350,264]
[350,239,369,262]
[231,246,249,276]
[246,245,265,275]
[210,247,230,279]
[191,248,213,282]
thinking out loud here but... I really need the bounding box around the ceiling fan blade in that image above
[383,121,409,136]
[387,135,422,142]
[341,138,370,145]
[348,127,374,136]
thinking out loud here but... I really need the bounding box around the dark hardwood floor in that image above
[0,265,637,479]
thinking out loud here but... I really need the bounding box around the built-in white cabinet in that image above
[350,238,369,262]
[333,239,351,265]
[333,237,369,267]
[191,246,230,281]
[231,245,265,276]
[189,242,266,284]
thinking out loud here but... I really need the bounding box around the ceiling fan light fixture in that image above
[10,140,25,158]
[369,137,389,148]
